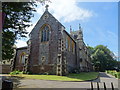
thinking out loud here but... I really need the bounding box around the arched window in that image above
[41,25,50,42]
[19,52,26,64]
[21,55,25,64]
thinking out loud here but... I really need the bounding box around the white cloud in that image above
[77,0,119,2]
[15,0,94,48]
[36,0,94,22]
[15,40,27,48]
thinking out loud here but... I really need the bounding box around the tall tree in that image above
[87,46,94,55]
[2,2,37,60]
[88,45,117,71]
[117,61,120,71]
[2,1,51,60]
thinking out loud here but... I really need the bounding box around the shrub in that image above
[118,72,120,79]
[105,70,108,73]
[106,70,120,78]
[25,71,32,74]
[114,73,118,78]
[10,70,23,75]
[42,72,49,75]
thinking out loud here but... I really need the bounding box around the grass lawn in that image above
[11,72,99,81]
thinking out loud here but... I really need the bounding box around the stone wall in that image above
[70,30,93,72]
[13,9,93,75]
[63,31,77,73]
[1,65,11,74]
[13,47,27,71]
[0,60,12,74]
[29,11,63,74]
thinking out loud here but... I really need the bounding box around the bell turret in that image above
[77,24,83,41]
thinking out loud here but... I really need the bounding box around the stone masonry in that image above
[12,5,93,75]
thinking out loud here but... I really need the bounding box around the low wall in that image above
[0,65,11,74]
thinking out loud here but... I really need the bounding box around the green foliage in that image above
[117,61,120,70]
[26,71,32,75]
[88,45,118,71]
[2,2,37,34]
[13,72,99,81]
[42,72,49,75]
[2,2,37,60]
[2,31,15,60]
[10,70,31,75]
[10,70,23,75]
[87,46,95,55]
[10,70,33,75]
[118,72,120,79]
[106,70,120,79]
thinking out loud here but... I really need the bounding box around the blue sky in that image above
[16,1,118,57]
[71,2,118,55]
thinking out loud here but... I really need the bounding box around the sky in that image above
[15,0,118,57]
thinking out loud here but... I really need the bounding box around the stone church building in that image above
[12,5,93,75]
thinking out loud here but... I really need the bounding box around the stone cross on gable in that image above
[45,5,49,11]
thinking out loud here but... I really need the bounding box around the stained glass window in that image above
[41,25,50,42]
[19,52,26,64]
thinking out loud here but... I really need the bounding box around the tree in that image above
[88,45,118,71]
[2,1,51,60]
[2,31,15,60]
[2,2,37,60]
[117,61,120,71]
[87,46,94,55]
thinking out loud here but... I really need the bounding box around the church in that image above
[11,5,93,75]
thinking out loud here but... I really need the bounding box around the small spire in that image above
[45,4,49,11]
[79,23,81,30]
[70,25,72,33]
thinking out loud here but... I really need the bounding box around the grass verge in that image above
[106,70,120,79]
[10,72,99,81]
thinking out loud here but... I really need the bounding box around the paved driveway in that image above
[92,72,118,89]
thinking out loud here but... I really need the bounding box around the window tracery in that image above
[41,25,50,42]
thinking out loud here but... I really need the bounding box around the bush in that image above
[42,72,49,75]
[114,73,118,78]
[25,71,32,74]
[10,70,23,75]
[118,72,120,79]
[106,70,120,78]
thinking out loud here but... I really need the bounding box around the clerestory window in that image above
[72,41,75,54]
[41,25,50,42]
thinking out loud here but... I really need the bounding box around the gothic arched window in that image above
[41,25,50,42]
[19,52,26,64]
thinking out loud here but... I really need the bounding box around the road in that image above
[92,72,118,89]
